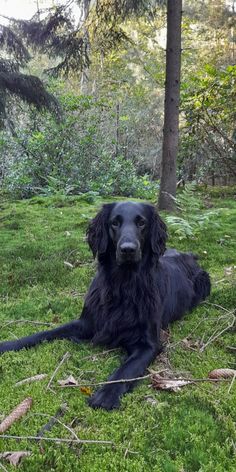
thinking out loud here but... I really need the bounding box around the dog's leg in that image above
[0,318,92,353]
[88,342,158,410]
[193,270,211,306]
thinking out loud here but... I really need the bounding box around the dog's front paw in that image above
[88,387,120,410]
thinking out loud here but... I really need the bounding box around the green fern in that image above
[165,183,218,239]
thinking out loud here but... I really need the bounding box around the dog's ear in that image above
[148,205,167,257]
[87,204,114,258]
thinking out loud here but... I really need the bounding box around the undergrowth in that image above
[0,192,235,471]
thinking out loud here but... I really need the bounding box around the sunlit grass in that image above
[0,192,235,471]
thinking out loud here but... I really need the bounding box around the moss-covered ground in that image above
[0,191,235,471]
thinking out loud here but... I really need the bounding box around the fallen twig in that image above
[36,405,68,439]
[46,352,70,391]
[15,374,48,387]
[151,377,231,384]
[200,313,235,352]
[59,373,153,387]
[168,313,209,350]
[228,373,236,394]
[37,413,80,443]
[123,441,138,458]
[0,462,8,472]
[1,320,55,330]
[0,434,113,446]
[202,302,234,313]
[214,278,228,285]
[59,372,232,388]
[79,348,120,362]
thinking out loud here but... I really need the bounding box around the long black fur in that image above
[0,202,211,410]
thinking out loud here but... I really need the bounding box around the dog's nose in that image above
[120,242,137,255]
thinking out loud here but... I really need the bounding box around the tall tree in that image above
[158,0,182,211]
[0,24,60,128]
[0,1,160,126]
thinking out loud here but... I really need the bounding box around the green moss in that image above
[0,194,235,471]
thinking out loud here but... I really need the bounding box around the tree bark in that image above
[158,0,182,211]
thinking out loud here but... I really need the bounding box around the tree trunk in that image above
[115,102,120,158]
[158,0,182,211]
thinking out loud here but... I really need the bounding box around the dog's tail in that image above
[193,270,211,306]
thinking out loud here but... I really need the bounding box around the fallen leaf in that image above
[181,337,201,350]
[0,451,31,467]
[0,398,33,433]
[208,368,236,379]
[224,266,234,276]
[90,355,99,362]
[80,386,92,396]
[158,355,170,370]
[151,374,192,392]
[144,396,158,406]
[70,290,79,297]
[58,375,78,387]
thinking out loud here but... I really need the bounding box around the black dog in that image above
[0,202,211,410]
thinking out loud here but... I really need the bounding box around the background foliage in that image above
[0,0,235,198]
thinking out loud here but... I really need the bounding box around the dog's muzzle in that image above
[117,241,141,264]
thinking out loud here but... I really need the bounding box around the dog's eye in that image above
[111,220,120,228]
[137,218,146,228]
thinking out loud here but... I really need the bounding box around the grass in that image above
[0,192,235,472]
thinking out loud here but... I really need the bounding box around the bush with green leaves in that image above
[179,64,236,182]
[0,88,157,200]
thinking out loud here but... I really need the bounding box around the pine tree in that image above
[0,23,60,127]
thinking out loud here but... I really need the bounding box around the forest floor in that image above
[0,190,235,472]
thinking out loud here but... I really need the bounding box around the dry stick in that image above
[200,314,236,352]
[30,412,83,444]
[47,349,119,391]
[0,462,8,472]
[1,320,55,330]
[34,414,139,455]
[59,374,231,388]
[202,301,234,313]
[201,322,228,348]
[214,278,228,285]
[78,348,119,362]
[60,373,153,387]
[0,435,113,446]
[168,315,209,350]
[227,373,236,394]
[46,352,70,391]
[198,313,235,350]
[151,377,232,384]
[124,441,135,459]
[36,406,68,439]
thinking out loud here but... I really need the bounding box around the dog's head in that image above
[87,201,167,265]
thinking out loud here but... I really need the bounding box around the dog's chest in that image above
[89,277,158,346]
